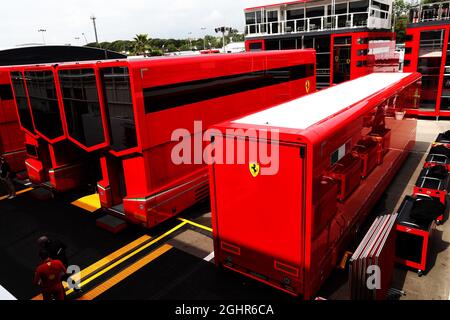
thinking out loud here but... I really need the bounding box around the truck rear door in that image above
[212,137,305,293]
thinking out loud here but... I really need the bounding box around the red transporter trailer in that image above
[0,71,26,173]
[8,65,93,192]
[86,50,316,228]
[209,72,421,299]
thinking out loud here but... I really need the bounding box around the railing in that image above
[245,10,390,36]
[409,1,450,24]
[419,38,444,51]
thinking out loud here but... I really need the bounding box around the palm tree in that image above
[133,34,150,56]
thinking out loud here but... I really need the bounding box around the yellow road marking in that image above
[32,220,188,300]
[64,221,187,296]
[66,234,152,286]
[32,234,151,300]
[78,244,173,300]
[0,187,34,201]
[178,218,212,233]
[71,194,101,212]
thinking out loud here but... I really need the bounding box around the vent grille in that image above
[274,261,299,277]
[221,241,241,255]
[195,184,209,201]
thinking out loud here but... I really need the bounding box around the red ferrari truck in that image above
[85,50,317,227]
[209,72,421,299]
[6,50,316,225]
[8,65,93,192]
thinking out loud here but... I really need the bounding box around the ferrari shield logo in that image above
[305,80,310,93]
[249,163,260,178]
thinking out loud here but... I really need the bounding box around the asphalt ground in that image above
[0,186,290,300]
[0,120,449,300]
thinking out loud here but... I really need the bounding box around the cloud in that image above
[0,0,262,49]
[203,10,225,25]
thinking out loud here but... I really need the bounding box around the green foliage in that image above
[393,0,412,18]
[86,29,244,55]
[228,28,245,43]
[133,34,150,56]
[395,16,408,43]
[393,0,412,44]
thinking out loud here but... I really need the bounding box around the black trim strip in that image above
[144,63,314,114]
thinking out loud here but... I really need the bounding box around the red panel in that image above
[0,70,26,173]
[25,158,46,184]
[245,40,265,51]
[404,24,450,117]
[49,162,88,193]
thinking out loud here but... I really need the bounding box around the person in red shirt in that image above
[33,250,67,301]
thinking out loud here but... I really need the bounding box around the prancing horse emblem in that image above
[305,80,311,93]
[249,163,260,178]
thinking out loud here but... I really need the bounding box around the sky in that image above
[0,0,292,49]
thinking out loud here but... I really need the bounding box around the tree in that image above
[393,0,411,18]
[133,34,151,56]
[227,29,245,43]
[204,35,220,49]
[393,0,412,43]
[395,16,409,43]
[84,28,241,55]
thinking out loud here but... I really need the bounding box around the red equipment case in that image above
[435,131,450,148]
[395,196,442,276]
[413,165,449,204]
[369,128,392,165]
[325,153,361,201]
[209,72,421,299]
[352,138,379,179]
[424,144,450,170]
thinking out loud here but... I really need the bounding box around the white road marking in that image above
[0,285,16,300]
[204,252,215,262]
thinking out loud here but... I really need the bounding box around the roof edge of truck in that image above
[211,72,421,143]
